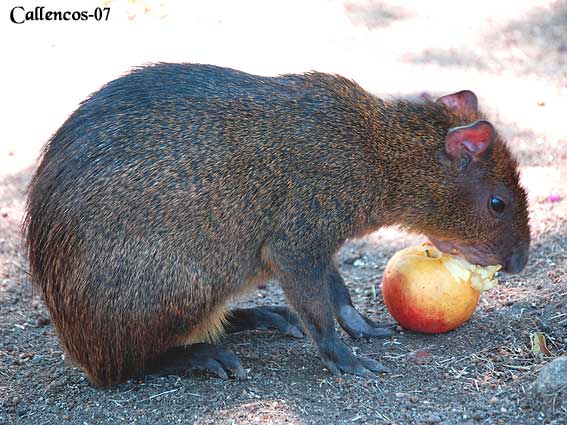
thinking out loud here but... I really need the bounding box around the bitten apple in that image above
[381,243,500,333]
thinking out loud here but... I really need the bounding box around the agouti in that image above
[25,63,530,388]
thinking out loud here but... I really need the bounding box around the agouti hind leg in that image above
[225,306,304,338]
[328,268,395,339]
[155,343,247,380]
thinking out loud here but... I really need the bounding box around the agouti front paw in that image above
[158,343,247,380]
[337,305,395,339]
[320,340,389,377]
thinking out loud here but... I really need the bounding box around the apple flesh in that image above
[381,243,500,333]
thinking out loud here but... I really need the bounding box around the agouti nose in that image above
[503,245,529,274]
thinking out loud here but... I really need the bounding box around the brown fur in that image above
[24,63,529,387]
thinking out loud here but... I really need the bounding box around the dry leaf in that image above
[530,332,552,358]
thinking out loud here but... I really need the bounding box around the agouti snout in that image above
[25,63,530,387]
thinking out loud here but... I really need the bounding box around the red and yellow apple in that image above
[381,243,500,333]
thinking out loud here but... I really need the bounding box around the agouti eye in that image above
[489,197,505,213]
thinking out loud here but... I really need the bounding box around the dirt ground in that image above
[1,0,566,424]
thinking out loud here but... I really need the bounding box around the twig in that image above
[137,388,179,403]
[502,364,532,371]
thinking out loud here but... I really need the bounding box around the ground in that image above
[1,0,566,424]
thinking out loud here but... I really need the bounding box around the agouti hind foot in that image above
[156,343,247,380]
[226,306,304,338]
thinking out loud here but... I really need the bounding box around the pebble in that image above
[16,404,27,417]
[32,354,43,363]
[343,254,362,265]
[36,316,51,327]
[500,407,507,413]
[471,410,485,420]
[423,414,442,424]
[352,258,365,267]
[407,350,431,365]
[532,356,567,399]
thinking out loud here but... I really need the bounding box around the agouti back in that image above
[25,63,530,387]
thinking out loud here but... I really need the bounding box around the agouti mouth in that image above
[427,238,501,269]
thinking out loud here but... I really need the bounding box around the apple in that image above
[381,243,500,333]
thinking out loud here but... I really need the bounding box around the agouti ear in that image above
[436,90,478,113]
[445,120,495,163]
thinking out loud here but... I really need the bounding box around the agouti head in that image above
[396,90,530,273]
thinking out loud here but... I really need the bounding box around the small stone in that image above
[343,254,362,265]
[410,395,419,403]
[32,354,43,363]
[500,407,507,413]
[16,404,27,417]
[489,396,498,404]
[36,316,51,327]
[407,350,431,365]
[423,414,442,424]
[353,258,365,267]
[471,410,485,420]
[532,356,567,400]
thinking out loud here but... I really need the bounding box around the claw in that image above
[338,306,395,340]
[359,357,390,374]
[285,324,305,338]
[319,339,389,378]
[228,306,305,338]
[157,343,247,380]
